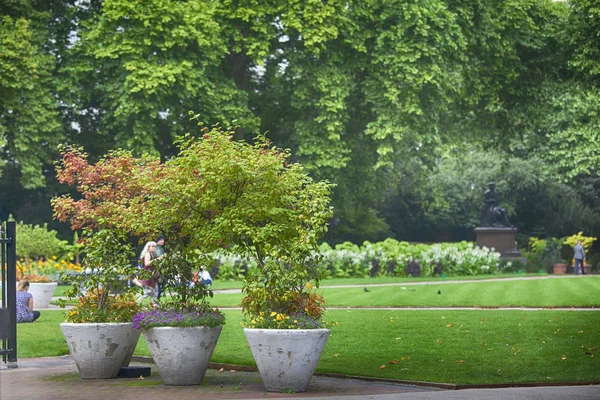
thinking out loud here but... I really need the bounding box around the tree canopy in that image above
[2,0,600,244]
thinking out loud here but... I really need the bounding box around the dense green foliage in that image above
[14,219,67,262]
[53,125,333,325]
[2,0,600,248]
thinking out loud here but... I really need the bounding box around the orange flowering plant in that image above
[66,289,139,323]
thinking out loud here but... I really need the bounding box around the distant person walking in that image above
[16,280,40,323]
[136,241,162,306]
[573,240,586,275]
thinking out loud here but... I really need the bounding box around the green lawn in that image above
[16,308,600,384]
[209,276,600,308]
[49,272,552,298]
[12,275,600,385]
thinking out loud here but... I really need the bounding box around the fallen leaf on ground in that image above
[456,360,466,363]
[218,368,224,372]
[446,324,454,328]
[380,365,386,369]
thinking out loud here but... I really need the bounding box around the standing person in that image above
[154,235,166,300]
[573,240,586,275]
[16,280,40,323]
[136,241,162,306]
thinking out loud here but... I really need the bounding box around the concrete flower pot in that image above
[60,322,139,378]
[121,327,142,367]
[244,328,330,393]
[27,282,57,309]
[143,325,222,385]
[552,263,567,275]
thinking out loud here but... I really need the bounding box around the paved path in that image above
[1,356,599,400]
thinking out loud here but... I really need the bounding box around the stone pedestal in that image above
[474,227,522,261]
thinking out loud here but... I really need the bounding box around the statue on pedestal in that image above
[480,182,512,228]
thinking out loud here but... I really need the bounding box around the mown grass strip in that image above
[209,276,600,308]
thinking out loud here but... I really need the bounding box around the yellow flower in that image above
[270,311,277,317]
[305,282,313,290]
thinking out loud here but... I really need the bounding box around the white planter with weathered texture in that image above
[27,282,57,309]
[60,322,138,378]
[244,328,330,393]
[121,327,142,367]
[143,325,222,385]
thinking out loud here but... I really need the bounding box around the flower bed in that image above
[210,240,502,279]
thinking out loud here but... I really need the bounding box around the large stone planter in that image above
[244,328,330,393]
[122,327,142,367]
[27,282,57,309]
[143,325,222,385]
[60,322,139,378]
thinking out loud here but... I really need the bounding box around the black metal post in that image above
[6,221,17,364]
[1,223,6,362]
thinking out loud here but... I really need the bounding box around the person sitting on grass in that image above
[16,280,41,323]
[191,266,213,287]
[199,266,212,286]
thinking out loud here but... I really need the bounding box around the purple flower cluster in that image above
[132,308,225,330]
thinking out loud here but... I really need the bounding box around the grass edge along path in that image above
[16,308,600,385]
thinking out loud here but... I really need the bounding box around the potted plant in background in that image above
[529,237,568,275]
[57,229,141,379]
[14,219,71,307]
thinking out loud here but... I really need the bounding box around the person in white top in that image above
[199,266,212,286]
